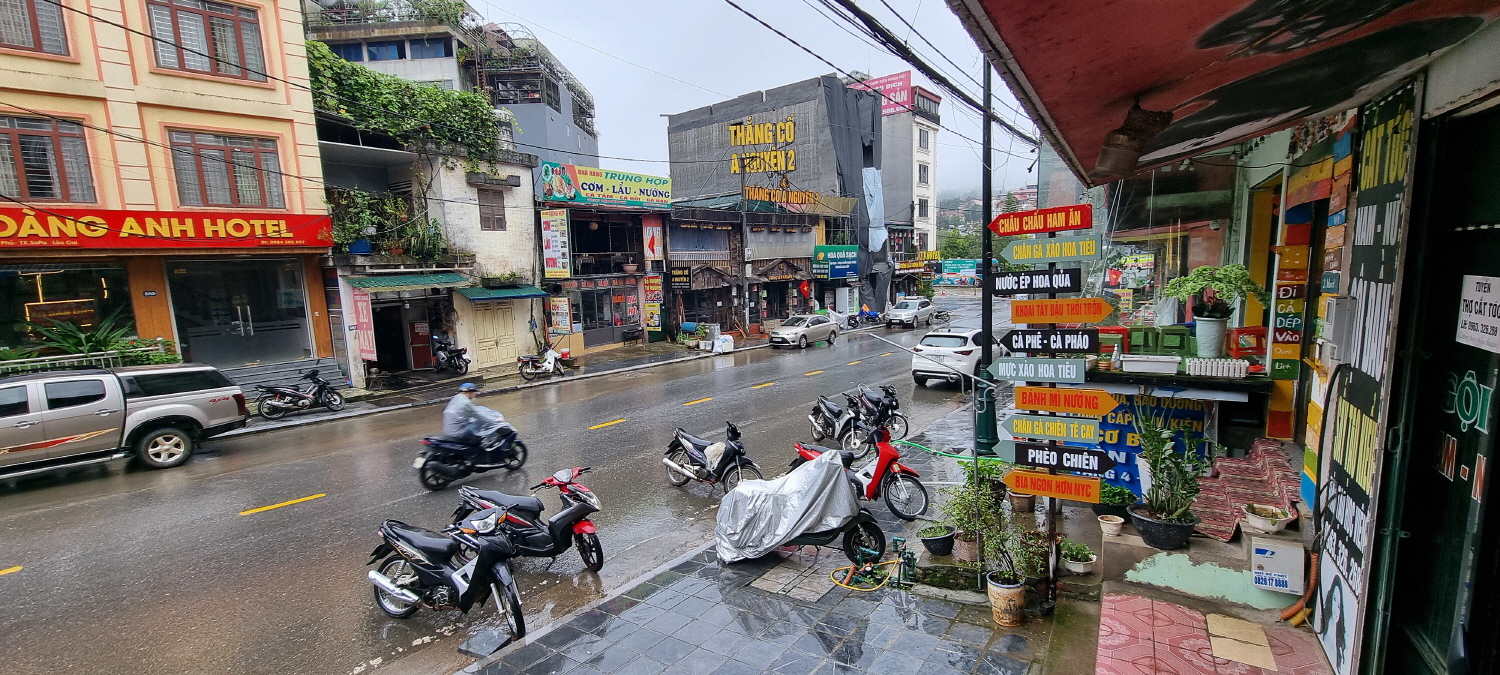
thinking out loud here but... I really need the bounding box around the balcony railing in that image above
[0,343,170,375]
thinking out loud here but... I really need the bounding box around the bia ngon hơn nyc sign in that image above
[730,115,797,174]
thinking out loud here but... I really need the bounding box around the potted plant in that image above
[1008,488,1035,514]
[1091,484,1138,520]
[918,523,957,556]
[1127,402,1219,550]
[1060,539,1097,575]
[1241,503,1297,533]
[961,458,1010,502]
[1162,264,1269,358]
[621,257,639,274]
[940,477,998,563]
[980,518,1026,627]
[1013,529,1053,582]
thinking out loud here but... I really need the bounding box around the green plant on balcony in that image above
[326,186,449,260]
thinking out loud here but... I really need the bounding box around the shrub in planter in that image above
[1162,264,1269,358]
[940,477,998,562]
[1091,484,1137,519]
[918,524,956,556]
[1060,539,1096,575]
[960,458,1011,502]
[1128,401,1218,550]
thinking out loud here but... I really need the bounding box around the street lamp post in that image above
[975,67,999,456]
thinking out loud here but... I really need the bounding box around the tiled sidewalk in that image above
[481,548,1039,675]
[1096,593,1330,675]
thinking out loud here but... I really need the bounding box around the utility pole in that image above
[975,66,999,456]
[740,158,751,335]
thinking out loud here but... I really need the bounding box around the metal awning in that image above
[345,273,471,292]
[456,285,549,300]
[948,0,1500,185]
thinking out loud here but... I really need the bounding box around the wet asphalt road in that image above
[0,295,982,675]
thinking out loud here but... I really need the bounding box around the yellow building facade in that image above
[0,0,334,368]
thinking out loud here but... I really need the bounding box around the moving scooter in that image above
[415,408,529,491]
[451,467,606,572]
[790,425,929,520]
[662,422,764,494]
[366,508,527,638]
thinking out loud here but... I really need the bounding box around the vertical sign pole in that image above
[1045,232,1060,609]
[740,157,751,335]
[973,65,996,584]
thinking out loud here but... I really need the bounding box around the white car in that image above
[885,298,935,328]
[911,329,984,386]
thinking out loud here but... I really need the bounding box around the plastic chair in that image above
[1228,326,1269,360]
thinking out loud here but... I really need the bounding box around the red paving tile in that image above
[1264,626,1334,675]
[1098,655,1155,675]
[1154,641,1218,675]
[1152,600,1207,629]
[1095,594,1336,675]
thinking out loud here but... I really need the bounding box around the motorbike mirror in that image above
[725,422,740,439]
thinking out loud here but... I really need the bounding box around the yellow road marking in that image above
[684,397,713,406]
[880,352,894,357]
[0,566,21,576]
[751,382,775,389]
[847,360,863,365]
[804,370,824,376]
[239,493,326,516]
[589,418,626,430]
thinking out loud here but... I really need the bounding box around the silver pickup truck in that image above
[0,364,248,479]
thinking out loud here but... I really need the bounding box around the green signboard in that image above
[1000,235,1102,264]
[989,357,1088,383]
[813,245,859,279]
[1003,413,1101,443]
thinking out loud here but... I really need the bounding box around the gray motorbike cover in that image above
[713,450,859,563]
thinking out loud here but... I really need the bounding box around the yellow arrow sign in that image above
[1014,386,1119,416]
[1004,469,1101,503]
[1011,297,1114,324]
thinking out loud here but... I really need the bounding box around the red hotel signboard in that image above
[988,204,1092,237]
[0,207,333,249]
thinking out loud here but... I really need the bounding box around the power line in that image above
[823,0,1038,146]
[0,192,331,243]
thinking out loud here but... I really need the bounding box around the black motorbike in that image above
[842,384,908,450]
[432,335,470,375]
[452,467,605,572]
[662,422,764,494]
[416,415,529,491]
[254,370,344,420]
[785,507,887,564]
[366,507,526,638]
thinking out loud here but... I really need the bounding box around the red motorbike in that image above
[451,467,605,572]
[790,426,929,520]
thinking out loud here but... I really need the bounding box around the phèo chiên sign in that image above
[0,207,332,249]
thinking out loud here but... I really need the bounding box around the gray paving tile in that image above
[668,618,721,646]
[856,622,900,651]
[711,659,763,675]
[538,625,590,651]
[592,617,639,641]
[756,624,808,645]
[671,596,717,618]
[612,654,668,675]
[645,636,696,666]
[929,641,983,671]
[620,583,662,602]
[870,650,925,674]
[642,611,693,635]
[677,647,731,673]
[790,630,843,659]
[569,609,615,635]
[650,570,689,587]
[614,627,667,654]
[581,647,637,674]
[811,613,862,637]
[976,649,1029,675]
[523,652,581,675]
[767,649,823,674]
[919,598,962,619]
[564,667,607,675]
[914,661,966,675]
[503,642,559,670]
[555,634,609,662]
[595,596,640,617]
[732,637,789,664]
[913,615,952,636]
[812,658,865,674]
[944,621,995,648]
[643,589,689,610]
[702,628,758,655]
[827,641,881,670]
[617,601,667,625]
[886,628,939,660]
[829,595,879,617]
[991,632,1030,655]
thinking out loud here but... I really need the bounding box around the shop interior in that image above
[0,264,136,351]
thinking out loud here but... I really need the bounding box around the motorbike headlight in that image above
[575,489,602,510]
[473,511,500,534]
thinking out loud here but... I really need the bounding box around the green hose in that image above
[893,439,1012,462]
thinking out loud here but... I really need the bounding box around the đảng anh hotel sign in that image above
[0,207,332,249]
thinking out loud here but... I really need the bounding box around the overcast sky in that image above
[471,0,1038,197]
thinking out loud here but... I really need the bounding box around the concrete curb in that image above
[457,538,718,674]
[217,343,775,440]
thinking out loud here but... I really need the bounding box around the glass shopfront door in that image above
[167,258,311,367]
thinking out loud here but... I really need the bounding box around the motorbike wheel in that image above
[255,395,288,420]
[840,428,869,454]
[721,464,763,494]
[888,415,910,440]
[504,441,528,470]
[576,533,604,573]
[323,391,346,412]
[883,473,929,520]
[664,450,693,486]
[519,364,538,382]
[456,358,470,375]
[810,417,826,441]
[553,363,565,377]
[495,575,526,638]
[418,462,453,491]
[374,555,420,618]
[842,521,887,564]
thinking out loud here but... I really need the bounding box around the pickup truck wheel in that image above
[137,427,194,469]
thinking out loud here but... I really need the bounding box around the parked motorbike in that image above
[855,384,909,440]
[254,370,344,420]
[662,422,764,494]
[366,507,526,638]
[790,426,929,520]
[518,337,569,381]
[847,308,882,329]
[432,335,470,375]
[784,506,887,564]
[415,408,529,490]
[808,393,861,444]
[451,467,605,572]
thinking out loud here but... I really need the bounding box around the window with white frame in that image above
[147,0,266,82]
[169,130,284,208]
[0,115,95,202]
[918,198,929,219]
[918,128,929,150]
[918,163,929,185]
[0,0,67,54]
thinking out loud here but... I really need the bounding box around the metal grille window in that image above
[0,115,95,202]
[147,0,266,82]
[0,0,67,54]
[169,130,284,208]
[918,163,929,185]
[918,128,930,150]
[918,198,929,218]
[478,188,505,231]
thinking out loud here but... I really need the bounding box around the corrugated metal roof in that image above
[456,285,549,300]
[345,273,471,292]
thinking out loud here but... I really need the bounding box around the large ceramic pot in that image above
[986,572,1026,627]
[1128,504,1199,550]
[1195,317,1229,358]
[1008,492,1035,513]
[919,525,956,556]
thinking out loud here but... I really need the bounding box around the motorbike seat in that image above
[423,435,476,452]
[384,520,457,560]
[675,429,715,451]
[467,489,545,515]
[518,354,541,362]
[817,397,843,417]
[800,444,856,469]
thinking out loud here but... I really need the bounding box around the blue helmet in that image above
[458,382,479,392]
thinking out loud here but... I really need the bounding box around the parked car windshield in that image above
[781,317,808,327]
[919,335,969,348]
[894,301,920,310]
